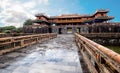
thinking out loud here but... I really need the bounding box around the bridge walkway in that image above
[0,35,83,73]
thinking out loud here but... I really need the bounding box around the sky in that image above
[0,0,120,27]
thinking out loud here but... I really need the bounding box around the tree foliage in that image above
[2,26,16,30]
[15,27,23,33]
[0,19,33,33]
[0,26,16,33]
[23,19,33,26]
[0,26,23,33]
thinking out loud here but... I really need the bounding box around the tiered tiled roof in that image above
[49,9,109,19]
[35,9,111,19]
[35,9,114,23]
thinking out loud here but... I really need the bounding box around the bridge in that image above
[0,33,120,73]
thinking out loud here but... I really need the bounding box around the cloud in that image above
[0,0,49,27]
[0,0,71,27]
[35,0,49,5]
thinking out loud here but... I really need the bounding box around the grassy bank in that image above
[106,46,120,54]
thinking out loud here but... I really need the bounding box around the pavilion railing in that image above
[0,33,57,55]
[75,33,120,73]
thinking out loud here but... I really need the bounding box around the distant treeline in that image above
[0,26,23,33]
[0,19,32,33]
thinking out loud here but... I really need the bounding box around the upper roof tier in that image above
[35,9,113,19]
[50,14,93,18]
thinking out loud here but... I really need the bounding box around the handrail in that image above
[0,33,57,55]
[0,33,34,38]
[75,33,120,73]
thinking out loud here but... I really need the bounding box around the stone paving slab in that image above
[0,35,83,73]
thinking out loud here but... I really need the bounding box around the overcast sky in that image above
[0,0,120,27]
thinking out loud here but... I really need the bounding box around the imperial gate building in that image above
[23,10,114,34]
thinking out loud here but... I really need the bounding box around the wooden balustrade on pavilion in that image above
[49,19,86,23]
[75,33,120,73]
[0,33,57,55]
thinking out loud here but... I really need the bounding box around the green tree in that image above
[23,19,33,26]
[2,30,11,33]
[0,26,16,33]
[2,26,16,30]
[15,27,23,33]
[0,27,2,33]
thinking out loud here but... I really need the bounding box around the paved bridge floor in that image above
[0,35,83,73]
